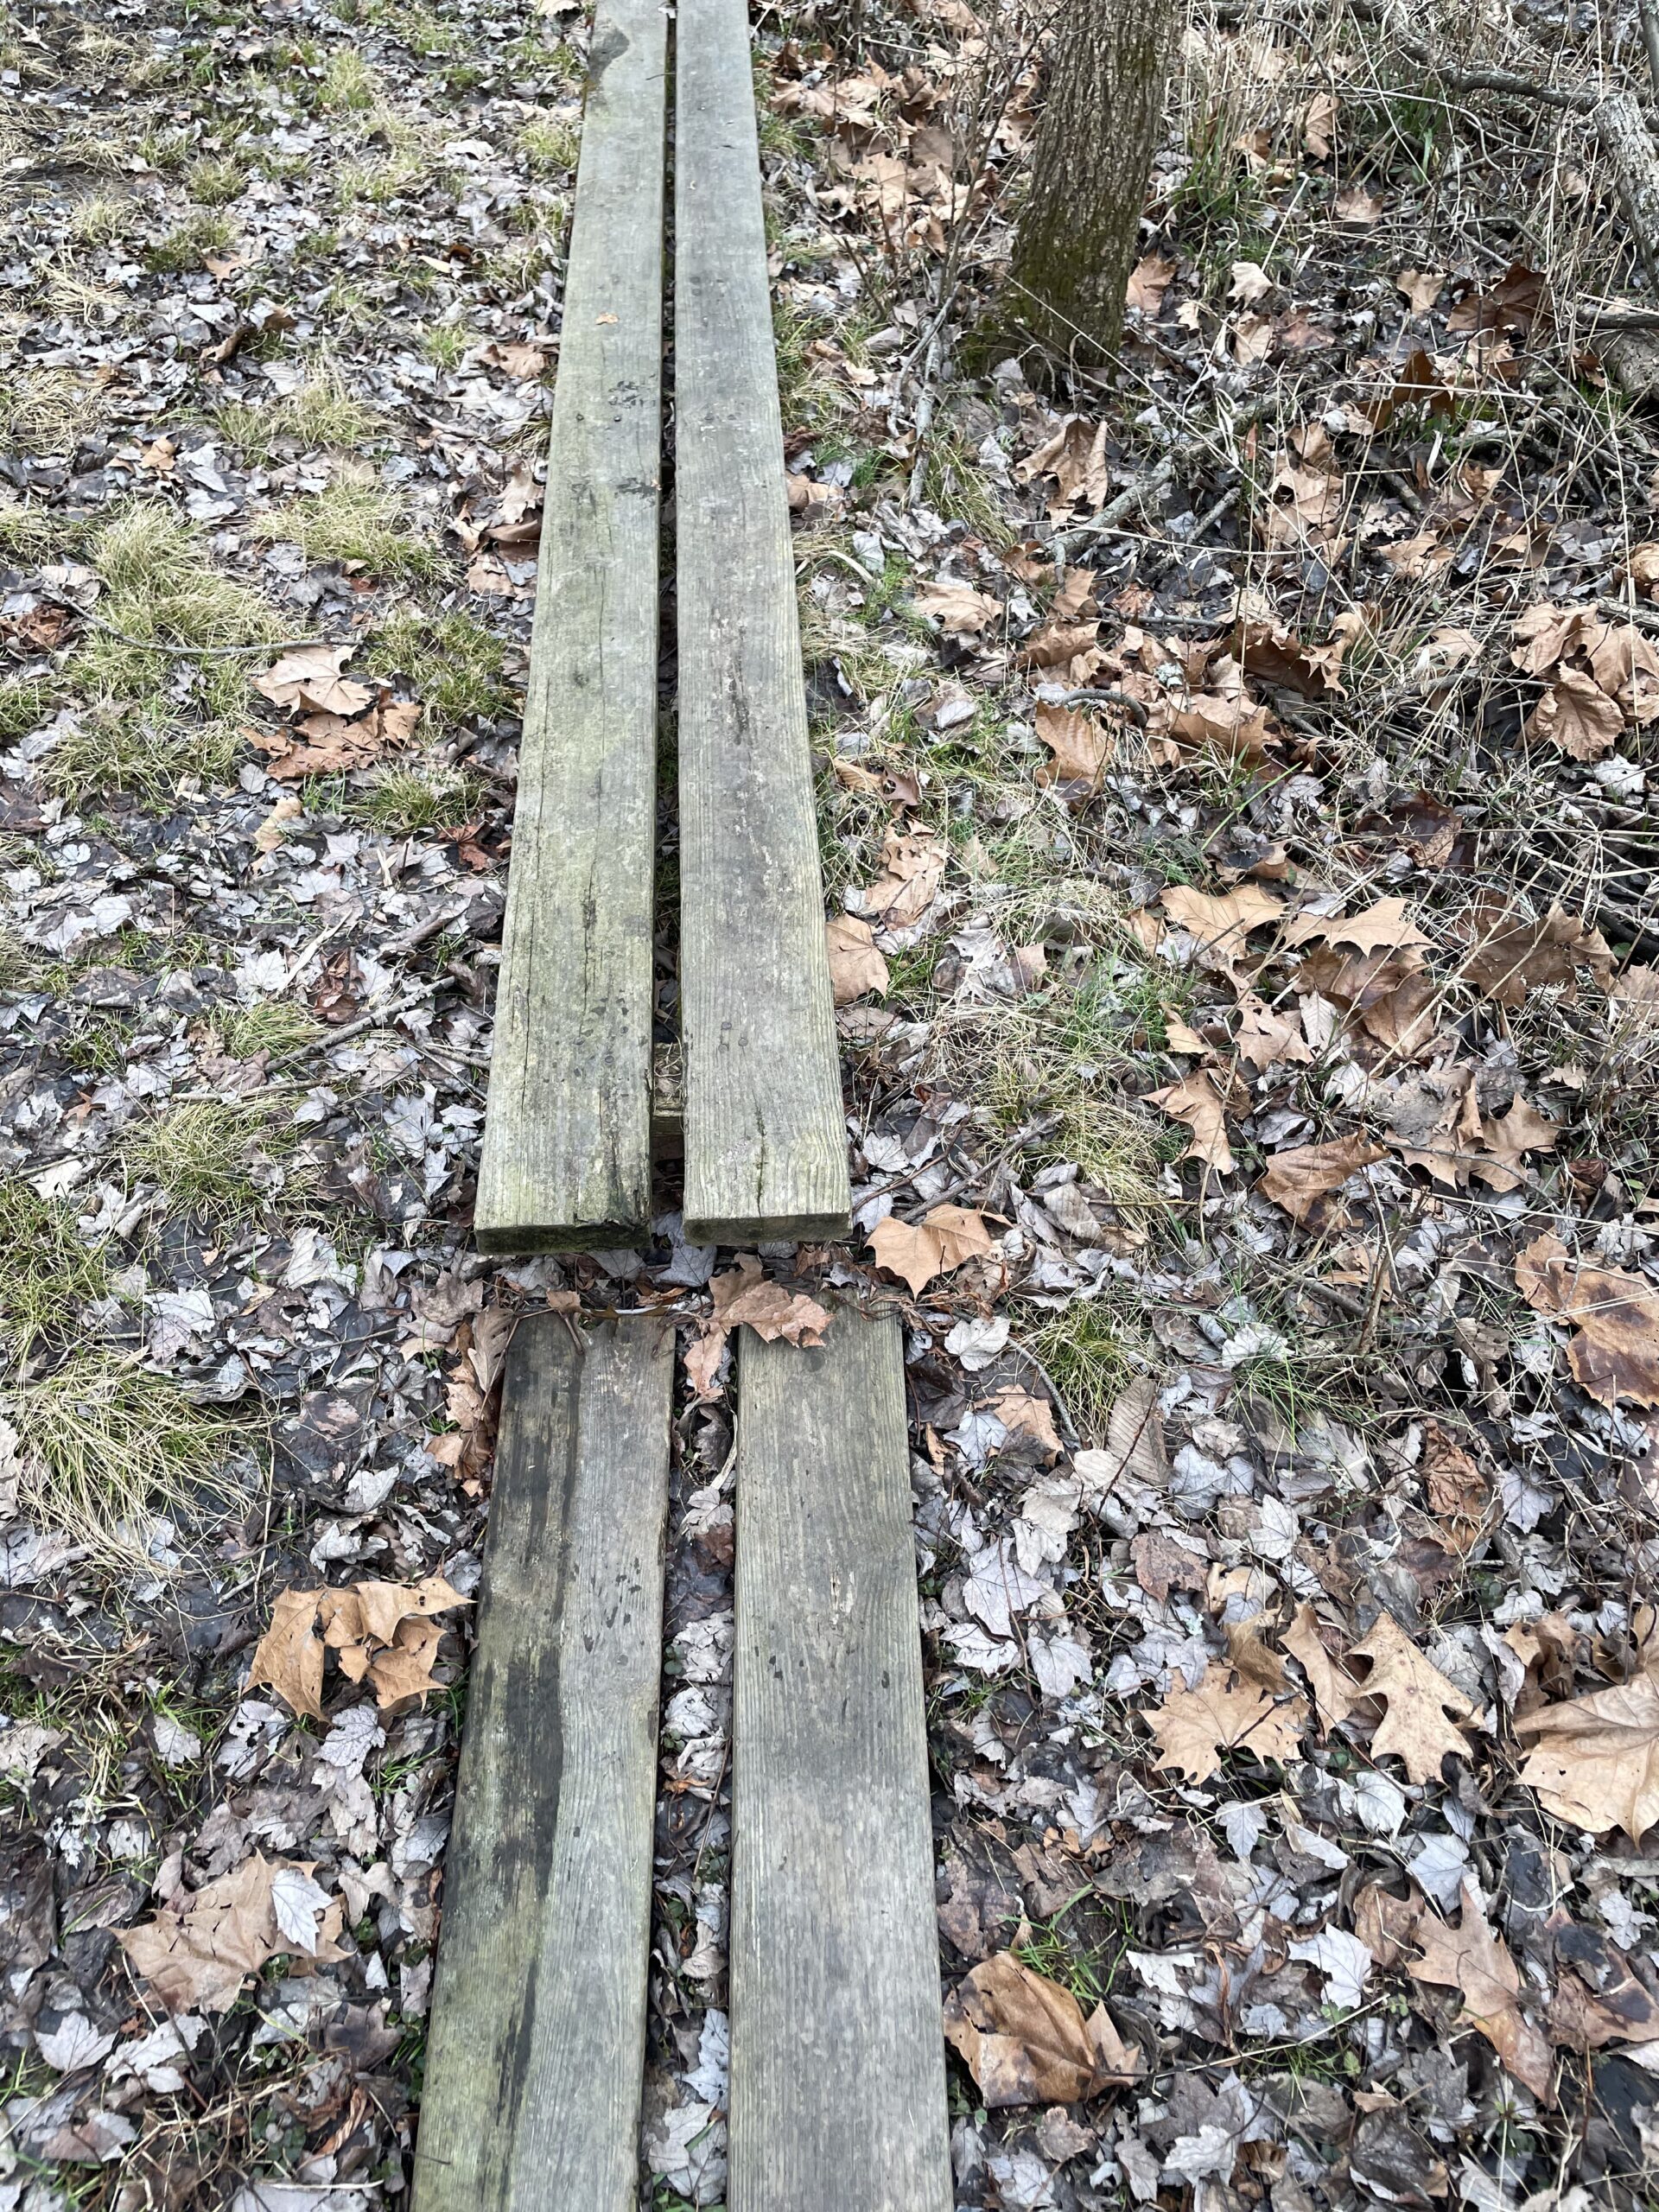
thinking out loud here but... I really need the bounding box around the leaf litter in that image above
[5,0,1659,2202]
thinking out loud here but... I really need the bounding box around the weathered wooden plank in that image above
[729,1313,952,2212]
[474,0,667,1254]
[412,1315,672,2212]
[675,0,852,1245]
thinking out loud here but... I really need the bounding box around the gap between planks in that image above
[473,0,668,1255]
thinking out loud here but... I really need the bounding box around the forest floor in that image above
[3,0,1659,2207]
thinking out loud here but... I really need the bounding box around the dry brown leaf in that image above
[1016,416,1110,516]
[368,1615,446,1708]
[1526,667,1624,759]
[1460,903,1613,1009]
[1348,1610,1475,1784]
[1160,883,1283,962]
[1549,1931,1659,2051]
[1385,1066,1484,1188]
[1475,1096,1559,1192]
[1516,1644,1659,1843]
[869,1205,993,1296]
[1284,1603,1359,1732]
[1395,267,1445,314]
[913,578,1002,636]
[1284,897,1433,957]
[1145,1071,1237,1173]
[1515,1232,1659,1408]
[1147,1668,1307,1783]
[1422,1421,1490,1550]
[826,914,888,1005]
[1235,991,1313,1070]
[1408,1878,1556,2105]
[861,827,945,931]
[119,1853,346,2015]
[1034,702,1113,788]
[709,1254,832,1347]
[1167,692,1275,760]
[1125,252,1176,315]
[943,1951,1142,2106]
[353,1574,469,1645]
[1257,1134,1384,1223]
[245,1587,326,1722]
[987,1383,1062,1459]
[254,645,372,719]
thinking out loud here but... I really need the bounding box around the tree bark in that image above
[1008,0,1173,363]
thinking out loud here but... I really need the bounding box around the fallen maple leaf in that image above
[943,1950,1142,2106]
[826,914,888,1005]
[1235,991,1312,1070]
[1160,882,1283,964]
[1514,1232,1659,1408]
[1284,897,1433,957]
[1126,251,1177,314]
[246,1586,327,1720]
[1526,667,1623,759]
[1460,903,1613,1008]
[1256,1134,1384,1223]
[245,1576,469,1719]
[913,578,1001,635]
[120,1853,346,2015]
[868,1204,993,1296]
[710,1254,831,1346]
[255,645,372,719]
[1147,1668,1306,1783]
[1146,1071,1237,1173]
[1016,415,1110,516]
[1408,1878,1555,2105]
[1347,1611,1474,1784]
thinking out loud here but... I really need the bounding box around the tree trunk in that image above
[1009,0,1173,363]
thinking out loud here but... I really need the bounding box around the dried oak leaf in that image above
[1257,1134,1384,1224]
[869,1204,993,1296]
[1515,1656,1659,1844]
[826,914,888,1006]
[1408,1878,1555,2105]
[709,1254,832,1347]
[1459,903,1613,1008]
[1514,1231,1659,1409]
[943,1950,1142,2107]
[120,1853,345,2015]
[1147,1668,1307,1783]
[1347,1610,1474,1784]
[1146,1070,1238,1173]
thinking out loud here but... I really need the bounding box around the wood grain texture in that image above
[412,1315,672,2212]
[729,1313,952,2212]
[474,0,666,1254]
[675,0,852,1245]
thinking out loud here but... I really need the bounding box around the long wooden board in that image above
[412,1315,672,2212]
[474,0,667,1253]
[728,1313,952,2211]
[674,0,852,1246]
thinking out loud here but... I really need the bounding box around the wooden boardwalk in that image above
[729,1316,952,2211]
[412,1317,672,2212]
[423,3,950,2202]
[474,0,666,1254]
[674,0,851,1247]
